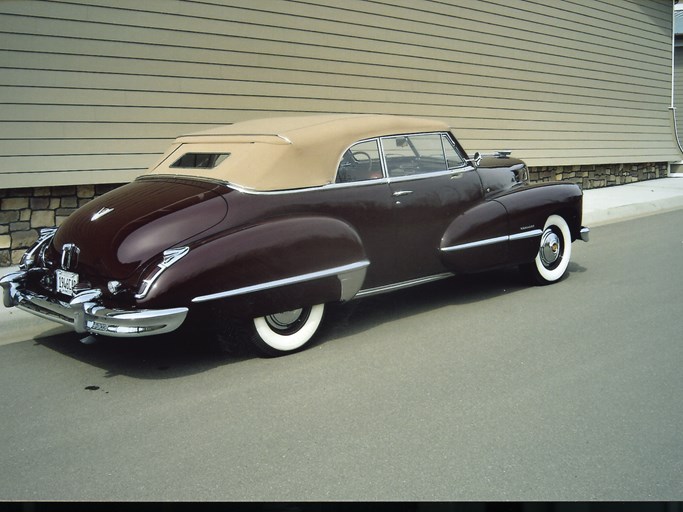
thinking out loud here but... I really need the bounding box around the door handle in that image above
[392,190,413,197]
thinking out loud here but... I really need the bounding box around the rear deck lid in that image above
[50,178,228,280]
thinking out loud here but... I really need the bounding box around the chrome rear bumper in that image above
[1,270,188,337]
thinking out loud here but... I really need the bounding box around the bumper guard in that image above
[579,226,590,242]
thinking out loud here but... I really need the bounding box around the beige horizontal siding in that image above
[0,0,680,189]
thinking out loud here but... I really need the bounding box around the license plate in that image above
[56,270,79,296]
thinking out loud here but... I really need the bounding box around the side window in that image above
[442,134,466,169]
[170,152,230,169]
[382,134,447,177]
[336,139,383,183]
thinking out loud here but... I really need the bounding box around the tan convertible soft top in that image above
[147,114,451,191]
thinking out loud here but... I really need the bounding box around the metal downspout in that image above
[671,8,683,159]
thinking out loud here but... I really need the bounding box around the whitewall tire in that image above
[525,214,572,285]
[249,304,325,356]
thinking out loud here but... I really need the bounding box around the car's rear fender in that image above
[137,215,369,318]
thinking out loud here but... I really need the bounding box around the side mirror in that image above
[469,151,482,168]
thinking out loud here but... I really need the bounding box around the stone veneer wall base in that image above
[1,184,120,266]
[528,162,668,189]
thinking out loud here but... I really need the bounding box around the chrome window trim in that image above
[149,131,473,196]
[448,165,474,175]
[441,133,467,170]
[191,260,371,303]
[379,132,470,180]
[380,133,446,179]
[226,177,392,195]
[386,169,457,184]
[441,229,543,253]
[323,177,391,190]
[333,131,470,185]
[334,137,385,184]
[226,166,477,195]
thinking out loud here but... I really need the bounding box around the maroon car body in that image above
[1,115,589,355]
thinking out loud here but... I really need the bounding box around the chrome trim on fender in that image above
[355,272,454,299]
[338,263,370,302]
[441,235,508,253]
[135,246,190,300]
[91,207,114,221]
[191,260,371,304]
[20,228,57,270]
[441,229,543,253]
[509,229,544,241]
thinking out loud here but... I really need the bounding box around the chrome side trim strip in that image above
[191,260,371,303]
[441,235,508,252]
[354,272,454,299]
[442,229,543,253]
[509,229,544,241]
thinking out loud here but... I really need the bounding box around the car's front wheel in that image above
[249,304,325,356]
[522,214,572,285]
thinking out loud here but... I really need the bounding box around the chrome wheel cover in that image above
[539,229,562,269]
[264,307,309,335]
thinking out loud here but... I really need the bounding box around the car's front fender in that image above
[495,182,584,265]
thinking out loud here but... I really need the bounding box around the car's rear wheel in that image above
[522,214,572,285]
[249,304,325,356]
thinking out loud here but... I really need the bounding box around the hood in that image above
[50,178,228,280]
[477,156,526,170]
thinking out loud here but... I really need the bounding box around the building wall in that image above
[0,0,680,266]
[0,0,680,190]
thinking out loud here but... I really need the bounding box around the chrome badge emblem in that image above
[61,243,80,271]
[91,207,114,221]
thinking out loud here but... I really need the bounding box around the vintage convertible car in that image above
[1,114,589,356]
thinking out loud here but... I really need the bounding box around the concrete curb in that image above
[582,175,683,226]
[583,196,683,226]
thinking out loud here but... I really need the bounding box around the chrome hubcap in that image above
[539,230,561,267]
[266,308,303,330]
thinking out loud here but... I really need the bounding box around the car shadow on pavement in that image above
[31,327,241,379]
[32,264,586,379]
[320,266,526,341]
[318,260,586,344]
